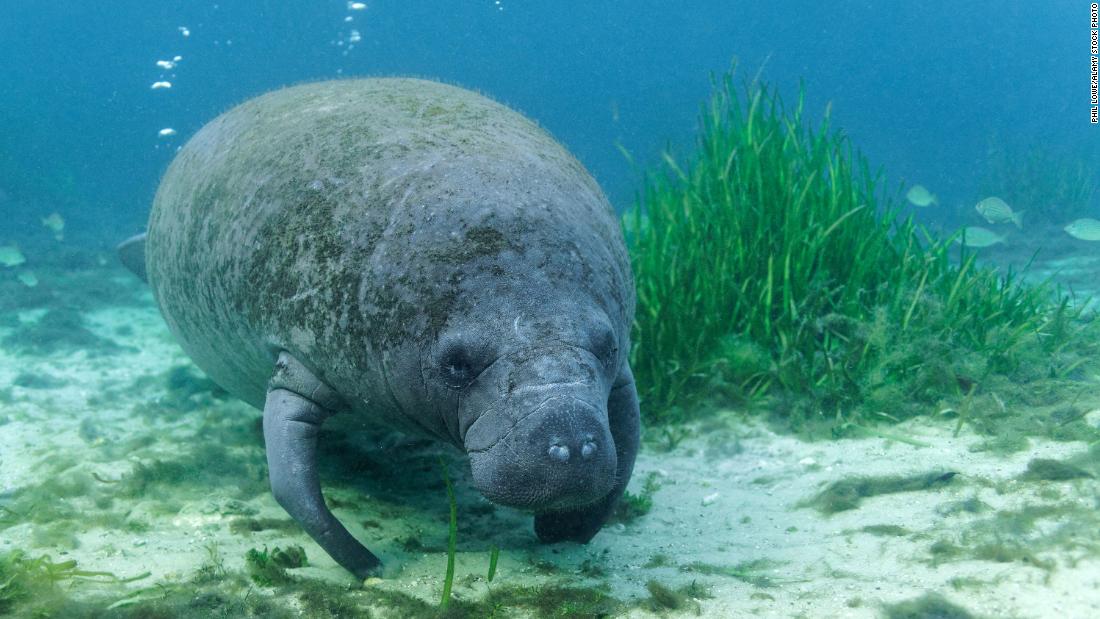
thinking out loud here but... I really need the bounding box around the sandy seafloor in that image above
[2,248,1100,618]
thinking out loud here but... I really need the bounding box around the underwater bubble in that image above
[349,29,361,43]
[155,59,176,70]
[178,26,190,37]
[158,128,177,137]
[150,81,172,90]
[348,2,366,10]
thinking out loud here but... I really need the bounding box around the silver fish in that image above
[905,185,938,207]
[1064,218,1100,241]
[0,244,26,268]
[956,226,1006,248]
[975,197,1023,229]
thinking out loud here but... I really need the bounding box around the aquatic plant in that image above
[1020,457,1093,481]
[439,457,458,610]
[487,545,500,582]
[644,579,709,612]
[882,592,978,619]
[244,545,307,586]
[858,524,910,537]
[193,541,227,584]
[0,307,134,356]
[924,495,1100,575]
[608,471,660,525]
[644,579,680,610]
[681,558,787,588]
[625,71,1080,428]
[0,549,148,615]
[800,470,956,515]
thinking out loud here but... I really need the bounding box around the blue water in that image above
[1,1,1092,246]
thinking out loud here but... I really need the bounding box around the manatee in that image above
[119,78,639,578]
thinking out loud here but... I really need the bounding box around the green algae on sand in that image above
[801,471,957,514]
[882,592,978,619]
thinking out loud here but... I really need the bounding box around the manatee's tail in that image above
[117,233,148,283]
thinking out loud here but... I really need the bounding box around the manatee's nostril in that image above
[548,443,570,463]
[581,440,597,460]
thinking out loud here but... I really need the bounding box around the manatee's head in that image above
[371,202,633,513]
[355,121,634,513]
[431,304,625,512]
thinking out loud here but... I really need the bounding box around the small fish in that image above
[975,197,1023,229]
[955,226,1006,248]
[905,185,938,207]
[16,271,38,288]
[0,245,26,268]
[1064,218,1100,241]
[42,212,65,240]
[158,128,177,137]
[151,81,172,90]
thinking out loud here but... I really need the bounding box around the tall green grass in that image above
[625,73,1077,427]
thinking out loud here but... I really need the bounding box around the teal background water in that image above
[0,1,1092,244]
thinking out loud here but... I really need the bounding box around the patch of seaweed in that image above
[680,558,786,588]
[927,501,1100,572]
[801,471,957,514]
[128,364,230,417]
[0,548,149,616]
[228,517,298,536]
[244,545,308,586]
[882,592,978,619]
[608,471,661,525]
[1,308,135,357]
[859,524,910,537]
[643,579,711,614]
[119,442,268,501]
[12,372,64,389]
[1020,458,1094,481]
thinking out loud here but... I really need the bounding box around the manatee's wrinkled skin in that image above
[143,78,639,578]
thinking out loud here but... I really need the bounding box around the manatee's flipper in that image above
[263,352,382,579]
[117,233,148,283]
[534,364,641,543]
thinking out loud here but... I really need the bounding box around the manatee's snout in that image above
[468,393,617,512]
[532,397,610,467]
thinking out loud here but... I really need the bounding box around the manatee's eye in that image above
[590,326,619,369]
[441,349,474,388]
[436,337,491,390]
